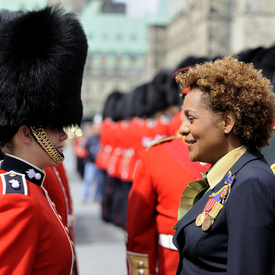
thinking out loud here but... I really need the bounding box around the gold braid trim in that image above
[31,126,64,164]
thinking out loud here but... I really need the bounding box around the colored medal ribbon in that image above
[195,198,215,226]
[202,201,223,231]
[196,171,235,231]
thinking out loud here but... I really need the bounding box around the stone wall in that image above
[154,0,275,70]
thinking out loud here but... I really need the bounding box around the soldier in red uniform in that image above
[126,134,210,275]
[0,5,87,274]
[126,61,211,275]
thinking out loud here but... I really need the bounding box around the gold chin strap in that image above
[30,126,64,164]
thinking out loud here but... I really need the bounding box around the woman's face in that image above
[179,88,228,164]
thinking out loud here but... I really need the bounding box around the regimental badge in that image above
[9,179,20,189]
[26,169,42,180]
[1,171,28,195]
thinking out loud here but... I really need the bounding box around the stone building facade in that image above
[47,0,275,116]
[149,0,275,71]
[231,0,275,53]
[2,0,275,116]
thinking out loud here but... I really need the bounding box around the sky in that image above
[114,0,160,18]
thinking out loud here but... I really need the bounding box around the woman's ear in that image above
[17,126,33,144]
[223,111,236,134]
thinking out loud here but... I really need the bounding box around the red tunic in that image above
[54,164,74,224]
[168,111,182,136]
[43,166,69,226]
[96,118,113,171]
[43,164,74,223]
[126,137,210,275]
[0,154,74,274]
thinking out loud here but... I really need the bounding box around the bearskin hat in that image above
[0,5,88,143]
[102,90,125,121]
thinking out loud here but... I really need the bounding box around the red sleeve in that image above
[126,151,158,274]
[0,194,39,274]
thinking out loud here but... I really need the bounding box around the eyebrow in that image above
[184,109,197,114]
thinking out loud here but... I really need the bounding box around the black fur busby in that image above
[102,90,125,121]
[0,5,88,143]
[256,45,275,86]
[237,46,265,66]
[148,70,171,114]
[131,83,155,118]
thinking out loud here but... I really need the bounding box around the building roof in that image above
[148,0,172,26]
[81,1,148,55]
[148,0,187,26]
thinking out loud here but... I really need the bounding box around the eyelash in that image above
[187,116,195,122]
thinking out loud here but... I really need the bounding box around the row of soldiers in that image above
[91,45,275,275]
[95,56,188,228]
[94,43,275,230]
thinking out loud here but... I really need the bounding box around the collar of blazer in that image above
[173,149,263,250]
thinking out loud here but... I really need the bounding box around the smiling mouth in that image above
[186,140,196,145]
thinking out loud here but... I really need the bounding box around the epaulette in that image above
[146,133,181,151]
[1,171,28,195]
[271,163,275,175]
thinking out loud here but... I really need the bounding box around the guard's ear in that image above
[223,111,236,134]
[17,126,33,144]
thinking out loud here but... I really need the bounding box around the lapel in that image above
[173,149,263,250]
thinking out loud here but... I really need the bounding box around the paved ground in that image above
[63,144,127,275]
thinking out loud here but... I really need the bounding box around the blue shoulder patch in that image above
[1,171,28,195]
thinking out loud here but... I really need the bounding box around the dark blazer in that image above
[261,129,275,166]
[173,149,275,275]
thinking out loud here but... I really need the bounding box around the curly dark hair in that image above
[175,56,275,149]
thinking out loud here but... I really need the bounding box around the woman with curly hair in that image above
[172,56,275,275]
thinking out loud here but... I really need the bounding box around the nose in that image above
[60,129,68,141]
[178,121,190,136]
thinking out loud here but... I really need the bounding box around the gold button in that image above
[10,171,17,177]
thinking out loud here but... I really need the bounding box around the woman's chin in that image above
[189,154,198,162]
